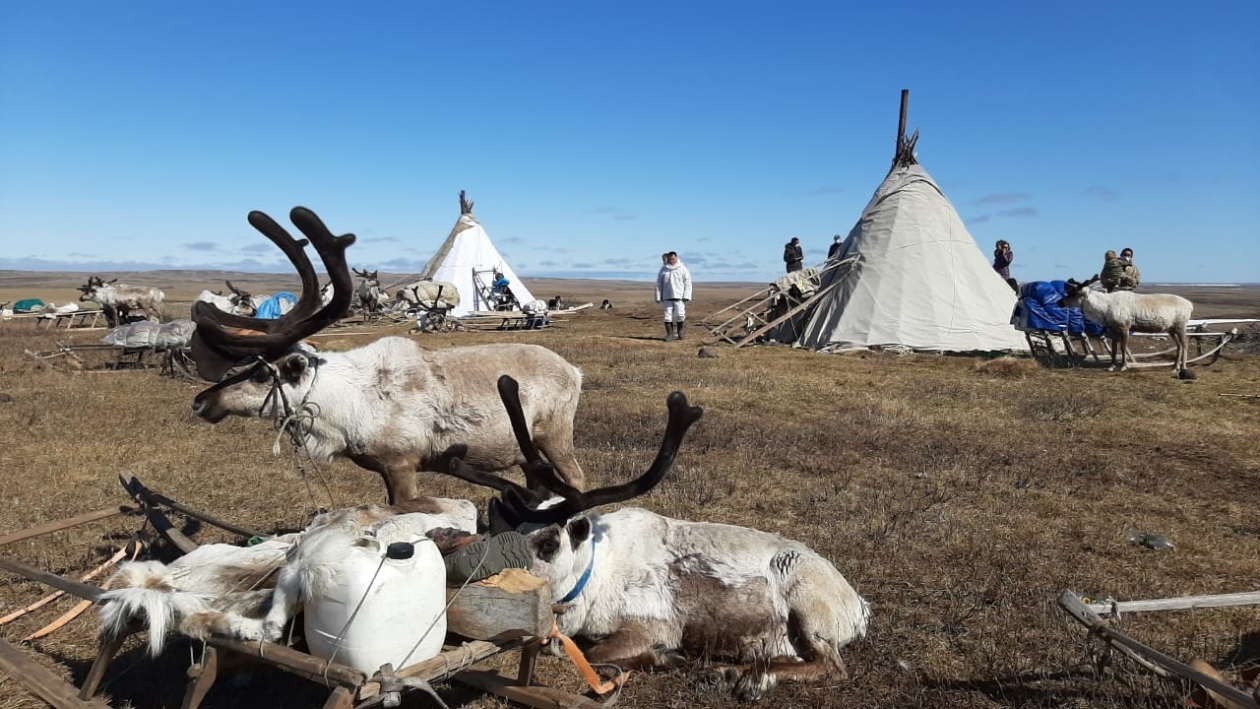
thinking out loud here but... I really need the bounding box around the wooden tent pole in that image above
[898,89,909,143]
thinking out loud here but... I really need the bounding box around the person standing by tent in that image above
[655,251,692,341]
[992,240,1014,280]
[827,235,844,260]
[783,238,804,273]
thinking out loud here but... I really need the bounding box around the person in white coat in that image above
[655,251,693,341]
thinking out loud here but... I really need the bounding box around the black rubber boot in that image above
[444,531,534,585]
[664,322,676,341]
[676,320,686,340]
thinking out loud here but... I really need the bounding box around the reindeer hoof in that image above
[698,666,739,691]
[733,671,778,701]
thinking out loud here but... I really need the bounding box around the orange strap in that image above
[543,618,630,695]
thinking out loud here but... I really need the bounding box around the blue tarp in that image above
[13,298,45,313]
[255,292,297,320]
[1010,281,1106,336]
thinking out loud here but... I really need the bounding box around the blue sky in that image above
[2,1,1257,284]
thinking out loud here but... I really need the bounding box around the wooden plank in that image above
[357,636,531,700]
[0,557,103,602]
[453,665,605,709]
[0,505,141,548]
[734,277,845,348]
[118,475,197,554]
[0,637,113,709]
[445,571,552,640]
[1086,591,1260,616]
[1059,591,1259,709]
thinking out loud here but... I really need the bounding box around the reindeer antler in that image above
[495,375,704,525]
[189,207,356,379]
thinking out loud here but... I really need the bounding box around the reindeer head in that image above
[77,276,116,302]
[1056,274,1100,308]
[445,376,704,594]
[189,207,355,423]
[224,281,256,315]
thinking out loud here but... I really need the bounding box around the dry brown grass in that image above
[0,276,1258,708]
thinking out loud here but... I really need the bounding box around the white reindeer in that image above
[1058,275,1193,372]
[78,276,165,325]
[444,376,871,701]
[188,207,586,504]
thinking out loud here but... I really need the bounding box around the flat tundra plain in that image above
[0,272,1258,709]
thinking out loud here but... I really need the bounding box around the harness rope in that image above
[254,356,339,511]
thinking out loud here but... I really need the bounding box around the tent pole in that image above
[898,89,909,143]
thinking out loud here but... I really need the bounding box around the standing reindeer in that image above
[442,376,871,701]
[188,207,587,503]
[1057,275,1193,372]
[351,268,384,315]
[78,276,165,325]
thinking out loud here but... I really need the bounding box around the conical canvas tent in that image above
[796,93,1026,353]
[419,191,535,317]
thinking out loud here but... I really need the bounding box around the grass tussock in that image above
[0,278,1258,709]
[972,355,1041,377]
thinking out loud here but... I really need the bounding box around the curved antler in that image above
[496,375,704,525]
[189,207,355,377]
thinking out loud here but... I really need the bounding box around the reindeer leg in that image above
[347,455,420,504]
[582,619,683,672]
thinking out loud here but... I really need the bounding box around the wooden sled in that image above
[1025,328,1237,370]
[0,476,617,709]
[1058,590,1260,709]
[702,257,856,348]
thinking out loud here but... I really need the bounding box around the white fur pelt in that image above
[98,499,475,655]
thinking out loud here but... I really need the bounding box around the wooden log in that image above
[453,664,605,709]
[204,637,365,688]
[357,635,531,701]
[0,557,103,602]
[1059,591,1259,709]
[0,637,114,709]
[1086,591,1260,616]
[0,505,141,548]
[445,570,552,640]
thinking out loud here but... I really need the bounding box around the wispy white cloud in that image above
[973,193,1031,205]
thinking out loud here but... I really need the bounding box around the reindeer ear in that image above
[566,516,592,546]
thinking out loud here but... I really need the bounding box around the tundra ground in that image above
[0,275,1258,708]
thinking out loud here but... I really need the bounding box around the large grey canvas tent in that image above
[795,92,1026,353]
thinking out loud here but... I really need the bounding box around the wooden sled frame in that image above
[0,476,609,709]
[1024,328,1237,370]
[1058,590,1260,708]
[702,257,857,348]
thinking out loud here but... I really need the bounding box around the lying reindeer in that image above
[188,207,586,503]
[443,376,871,701]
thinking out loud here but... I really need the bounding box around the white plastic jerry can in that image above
[304,538,447,674]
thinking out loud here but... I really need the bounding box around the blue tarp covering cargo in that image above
[13,298,45,313]
[255,292,297,320]
[1010,281,1105,336]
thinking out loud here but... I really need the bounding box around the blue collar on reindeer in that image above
[556,537,596,604]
